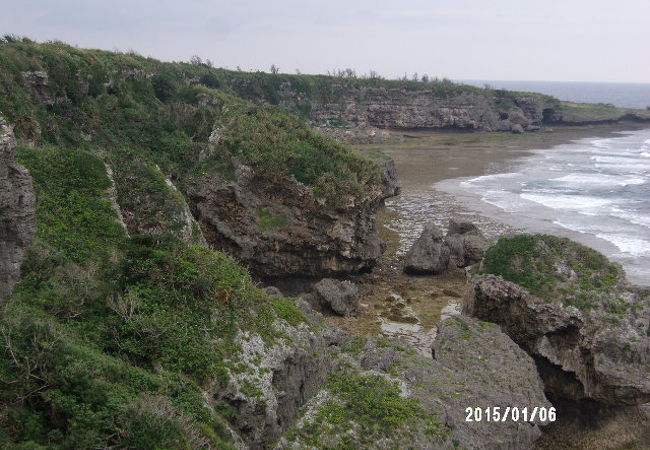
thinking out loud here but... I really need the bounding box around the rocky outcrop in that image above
[431,315,553,449]
[404,219,488,275]
[403,221,451,274]
[378,157,401,197]
[189,160,391,279]
[464,274,650,406]
[445,219,489,267]
[214,320,344,448]
[313,278,360,316]
[0,117,36,305]
[282,315,552,449]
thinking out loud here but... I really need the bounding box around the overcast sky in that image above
[2,0,649,83]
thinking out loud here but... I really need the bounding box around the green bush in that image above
[481,234,621,308]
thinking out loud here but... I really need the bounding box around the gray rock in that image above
[464,274,650,406]
[404,219,487,275]
[283,316,551,449]
[445,219,489,267]
[378,157,401,197]
[188,157,386,278]
[313,278,359,316]
[510,123,525,134]
[0,117,36,305]
[403,221,451,274]
[431,315,552,449]
[263,286,283,297]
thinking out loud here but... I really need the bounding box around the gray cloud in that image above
[1,0,648,82]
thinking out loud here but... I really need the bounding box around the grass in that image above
[287,371,449,447]
[481,234,621,310]
[1,145,313,448]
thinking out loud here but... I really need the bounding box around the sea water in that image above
[438,129,650,285]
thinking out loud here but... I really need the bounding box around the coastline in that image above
[356,123,650,285]
[332,123,650,353]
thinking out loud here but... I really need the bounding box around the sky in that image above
[2,0,649,83]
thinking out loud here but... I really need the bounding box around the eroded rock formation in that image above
[313,278,360,316]
[0,117,36,305]
[404,219,488,275]
[189,160,392,279]
[464,274,650,406]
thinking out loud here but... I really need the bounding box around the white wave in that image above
[642,152,650,158]
[481,190,523,212]
[595,233,650,257]
[520,193,614,211]
[551,173,646,187]
[553,220,588,233]
[609,209,650,229]
[460,172,518,187]
[591,138,612,149]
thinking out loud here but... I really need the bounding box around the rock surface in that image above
[403,222,451,275]
[0,117,36,305]
[189,159,392,279]
[464,274,650,406]
[404,219,488,275]
[445,219,489,268]
[313,278,360,316]
[281,315,552,449]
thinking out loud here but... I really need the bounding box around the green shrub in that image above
[481,234,621,308]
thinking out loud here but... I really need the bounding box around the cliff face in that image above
[0,117,36,305]
[189,160,388,279]
[270,81,559,141]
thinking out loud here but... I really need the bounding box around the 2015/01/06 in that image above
[465,406,556,423]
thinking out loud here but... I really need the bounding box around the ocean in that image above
[438,128,650,285]
[460,80,650,109]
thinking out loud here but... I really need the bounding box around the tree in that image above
[190,55,202,65]
[270,64,280,74]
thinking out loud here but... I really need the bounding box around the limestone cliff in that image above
[0,117,36,305]
[189,160,388,279]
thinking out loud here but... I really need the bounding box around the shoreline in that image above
[330,122,650,353]
[356,123,650,286]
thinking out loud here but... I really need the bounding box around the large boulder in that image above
[0,117,36,305]
[404,219,488,275]
[464,235,650,406]
[403,221,451,275]
[313,278,360,316]
[445,219,489,267]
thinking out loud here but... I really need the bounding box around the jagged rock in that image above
[0,117,36,305]
[431,315,552,449]
[313,278,359,316]
[378,157,401,197]
[464,274,650,406]
[214,321,343,448]
[404,219,487,275]
[445,219,489,267]
[20,70,53,107]
[283,316,551,449]
[403,222,451,275]
[188,158,394,278]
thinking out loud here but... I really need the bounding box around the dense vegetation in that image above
[0,37,381,206]
[481,234,621,309]
[0,37,384,448]
[1,143,315,448]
